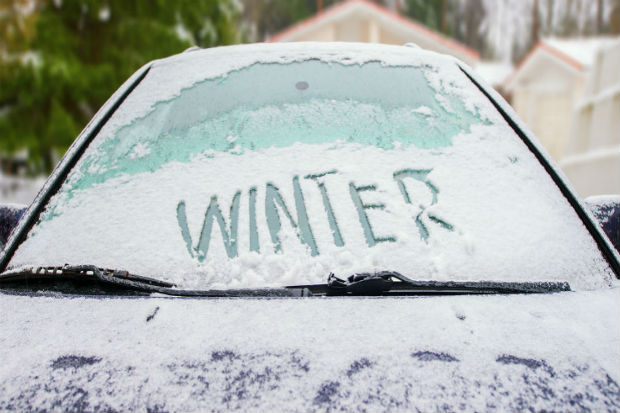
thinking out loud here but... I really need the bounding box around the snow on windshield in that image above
[7,43,615,290]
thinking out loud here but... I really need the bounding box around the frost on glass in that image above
[51,62,477,259]
[11,58,615,290]
[59,62,483,195]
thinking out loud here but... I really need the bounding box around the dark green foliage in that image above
[0,0,240,174]
[243,0,361,42]
[403,0,444,32]
[254,0,313,40]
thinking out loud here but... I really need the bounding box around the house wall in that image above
[289,15,402,44]
[562,40,620,197]
[510,54,584,162]
[334,18,365,41]
[378,28,404,45]
[274,7,478,65]
[300,24,336,41]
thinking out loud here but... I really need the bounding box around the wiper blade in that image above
[285,271,571,296]
[0,265,301,297]
[0,267,571,297]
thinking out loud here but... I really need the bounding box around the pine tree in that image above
[0,0,241,174]
[403,0,445,33]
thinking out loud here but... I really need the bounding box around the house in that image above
[504,37,617,166]
[267,0,479,67]
[561,39,620,197]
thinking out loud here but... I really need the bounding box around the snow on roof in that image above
[474,62,513,88]
[267,0,479,64]
[163,40,454,72]
[0,173,45,206]
[116,42,458,131]
[505,37,619,90]
[543,37,618,69]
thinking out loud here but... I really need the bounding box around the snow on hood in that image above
[0,289,618,412]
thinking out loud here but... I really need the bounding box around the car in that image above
[0,204,26,252]
[0,42,619,412]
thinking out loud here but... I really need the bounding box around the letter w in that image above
[176,192,241,261]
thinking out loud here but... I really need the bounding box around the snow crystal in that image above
[412,105,433,116]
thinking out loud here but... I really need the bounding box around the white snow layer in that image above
[0,173,45,205]
[0,289,618,411]
[474,61,513,87]
[544,37,619,68]
[5,42,617,290]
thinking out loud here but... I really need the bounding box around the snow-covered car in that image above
[0,42,619,412]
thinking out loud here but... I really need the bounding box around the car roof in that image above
[138,42,462,123]
[154,41,459,73]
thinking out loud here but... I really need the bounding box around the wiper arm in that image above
[0,266,570,297]
[0,265,301,297]
[285,271,571,296]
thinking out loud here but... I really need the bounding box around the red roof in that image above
[267,0,479,61]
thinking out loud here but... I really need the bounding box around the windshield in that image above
[4,47,615,291]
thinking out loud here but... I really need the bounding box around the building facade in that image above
[268,0,479,67]
[505,37,619,196]
[561,39,620,197]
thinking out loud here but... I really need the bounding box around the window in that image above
[9,57,614,291]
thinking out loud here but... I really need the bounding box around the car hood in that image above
[0,288,618,412]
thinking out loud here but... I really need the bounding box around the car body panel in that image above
[584,195,620,255]
[0,205,26,252]
[0,289,619,412]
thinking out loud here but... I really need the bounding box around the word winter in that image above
[176,168,453,261]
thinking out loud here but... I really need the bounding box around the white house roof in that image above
[267,0,479,65]
[544,37,618,68]
[505,37,618,91]
[475,62,513,88]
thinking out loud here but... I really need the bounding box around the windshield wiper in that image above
[285,271,571,296]
[0,266,570,297]
[0,265,302,297]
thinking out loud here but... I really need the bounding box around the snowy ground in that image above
[0,174,45,206]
